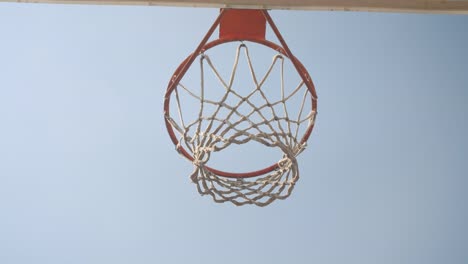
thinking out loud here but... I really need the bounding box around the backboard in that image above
[2,0,468,14]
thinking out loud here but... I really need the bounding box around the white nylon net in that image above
[165,42,317,206]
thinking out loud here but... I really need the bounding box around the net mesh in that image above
[165,42,317,206]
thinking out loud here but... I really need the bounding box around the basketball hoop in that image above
[164,9,318,206]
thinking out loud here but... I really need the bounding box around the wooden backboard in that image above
[1,0,468,14]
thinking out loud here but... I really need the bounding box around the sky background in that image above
[0,3,467,264]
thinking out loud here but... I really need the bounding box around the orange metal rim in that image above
[164,37,317,178]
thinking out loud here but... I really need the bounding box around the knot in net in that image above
[165,42,317,206]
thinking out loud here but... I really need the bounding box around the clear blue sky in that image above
[0,3,467,264]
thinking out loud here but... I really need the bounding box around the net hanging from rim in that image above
[164,9,318,206]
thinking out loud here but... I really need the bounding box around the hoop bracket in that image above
[219,9,266,41]
[164,8,318,179]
